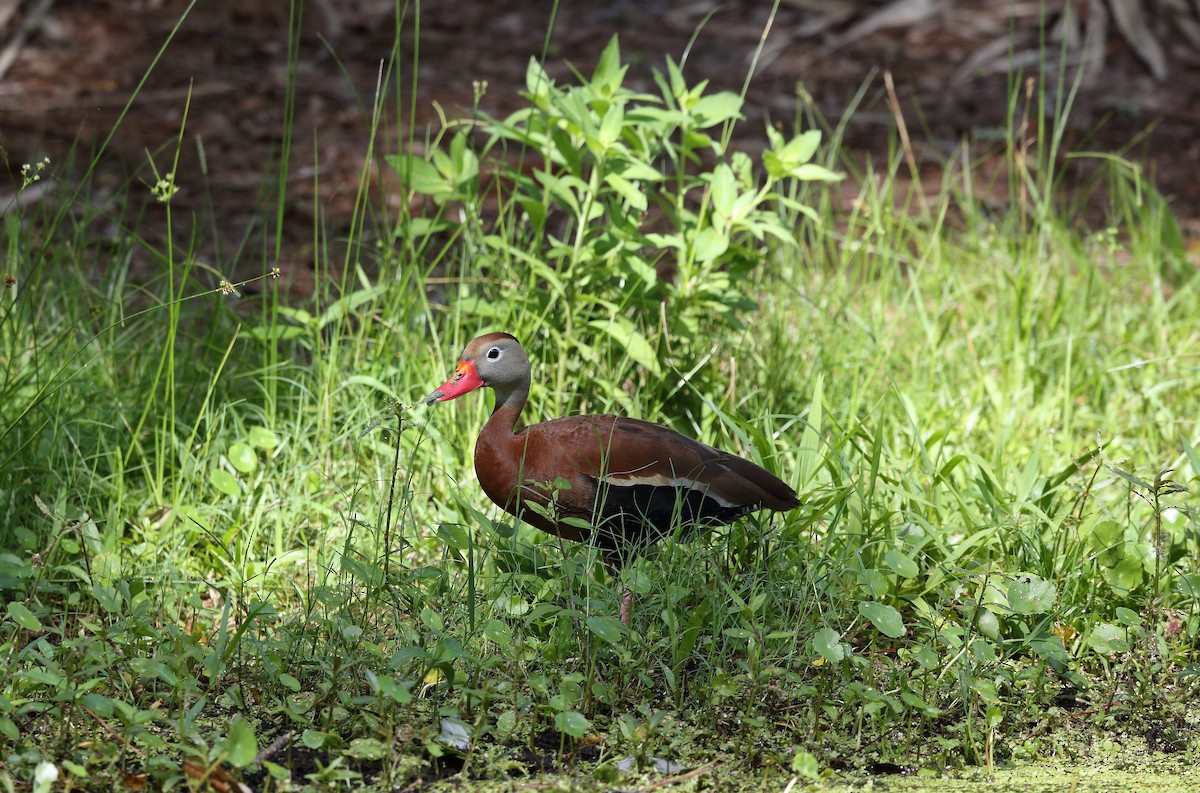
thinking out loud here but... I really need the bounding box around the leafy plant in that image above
[389,36,840,422]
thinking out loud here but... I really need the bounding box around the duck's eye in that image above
[486,346,501,360]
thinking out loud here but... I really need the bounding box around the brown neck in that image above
[474,386,528,511]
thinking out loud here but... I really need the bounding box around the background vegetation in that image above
[2,5,1198,792]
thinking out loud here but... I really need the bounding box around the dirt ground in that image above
[2,0,1198,292]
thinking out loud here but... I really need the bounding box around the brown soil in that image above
[2,0,1198,293]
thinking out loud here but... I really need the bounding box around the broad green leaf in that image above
[437,522,472,552]
[615,159,664,181]
[900,689,938,716]
[915,645,940,670]
[787,163,843,182]
[554,710,592,738]
[247,426,279,450]
[228,442,256,474]
[1083,518,1123,554]
[791,750,820,779]
[1114,607,1142,627]
[586,615,625,645]
[597,104,625,148]
[693,227,729,262]
[1007,574,1057,614]
[448,130,479,185]
[80,694,114,717]
[1103,555,1143,595]
[976,609,1001,639]
[524,57,555,105]
[709,164,737,219]
[689,92,743,125]
[301,729,328,749]
[375,675,413,704]
[591,36,626,96]
[859,602,906,638]
[347,738,389,760]
[226,718,258,767]
[856,568,888,599]
[1086,623,1128,655]
[7,601,42,631]
[586,317,659,374]
[387,154,450,196]
[483,619,513,648]
[809,627,846,663]
[604,173,646,211]
[884,550,919,579]
[210,468,240,496]
[975,679,1001,705]
[780,129,821,164]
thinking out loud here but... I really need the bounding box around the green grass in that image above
[2,5,1199,791]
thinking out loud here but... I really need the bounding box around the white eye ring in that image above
[486,347,501,360]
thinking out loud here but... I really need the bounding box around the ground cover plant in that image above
[2,4,1199,791]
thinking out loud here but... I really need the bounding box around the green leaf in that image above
[689,92,743,126]
[1086,623,1128,655]
[226,718,257,768]
[209,468,240,496]
[791,750,820,780]
[554,710,592,738]
[80,694,114,717]
[709,164,737,220]
[604,173,646,211]
[976,609,1001,639]
[1111,467,1152,491]
[856,568,889,598]
[301,729,327,749]
[884,550,919,579]
[437,522,472,552]
[809,627,846,663]
[1083,518,1123,554]
[1103,554,1143,595]
[591,36,626,96]
[858,602,906,638]
[247,426,279,450]
[448,130,479,186]
[228,442,256,474]
[1114,607,1142,627]
[585,317,659,375]
[780,129,821,164]
[1007,574,1057,614]
[693,227,729,262]
[375,675,413,705]
[7,601,42,631]
[915,645,940,670]
[347,738,389,760]
[586,615,625,645]
[788,163,843,182]
[975,679,1001,705]
[388,154,451,196]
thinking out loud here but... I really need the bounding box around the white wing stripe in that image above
[600,472,738,508]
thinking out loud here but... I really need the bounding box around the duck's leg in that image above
[602,549,634,625]
[619,587,635,624]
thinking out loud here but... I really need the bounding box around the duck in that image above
[425,332,799,621]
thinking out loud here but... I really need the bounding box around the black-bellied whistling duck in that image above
[424,332,800,622]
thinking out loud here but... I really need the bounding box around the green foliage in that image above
[3,14,1200,793]
[388,35,839,420]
